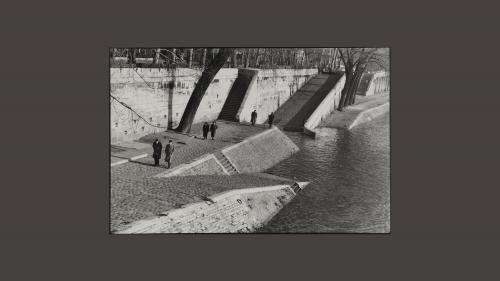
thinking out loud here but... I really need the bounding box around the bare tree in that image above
[337,48,389,110]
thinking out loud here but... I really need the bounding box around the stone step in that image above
[213,151,238,175]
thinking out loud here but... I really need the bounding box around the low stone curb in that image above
[110,153,149,167]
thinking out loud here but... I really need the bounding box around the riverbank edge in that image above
[305,99,389,137]
[154,126,299,178]
[348,102,389,130]
[116,180,309,234]
[113,126,304,234]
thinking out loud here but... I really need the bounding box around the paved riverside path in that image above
[111,121,267,170]
[111,172,296,232]
[319,93,389,129]
[111,121,289,232]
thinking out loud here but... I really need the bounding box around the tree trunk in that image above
[201,48,207,69]
[175,48,234,133]
[153,48,161,65]
[128,48,136,64]
[338,72,353,110]
[232,51,238,68]
[332,48,338,69]
[244,49,250,67]
[188,48,193,68]
[348,66,365,105]
[344,71,358,108]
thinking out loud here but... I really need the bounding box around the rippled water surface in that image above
[261,113,390,233]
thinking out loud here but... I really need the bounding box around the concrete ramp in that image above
[272,74,330,127]
[278,72,344,132]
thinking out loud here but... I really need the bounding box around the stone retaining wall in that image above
[154,154,228,178]
[154,126,299,177]
[303,74,346,134]
[117,182,308,234]
[222,127,299,173]
[348,102,390,129]
[111,68,238,143]
[236,68,318,124]
[357,71,390,96]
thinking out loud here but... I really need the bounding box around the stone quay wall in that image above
[117,182,308,234]
[348,102,390,130]
[154,154,229,178]
[357,71,390,96]
[236,68,318,124]
[303,74,346,135]
[110,68,238,143]
[222,127,299,173]
[155,126,299,178]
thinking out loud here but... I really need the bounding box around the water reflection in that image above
[260,113,390,233]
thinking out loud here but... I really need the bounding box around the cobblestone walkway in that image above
[110,121,272,232]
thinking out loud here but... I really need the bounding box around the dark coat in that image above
[251,111,257,120]
[202,123,210,135]
[165,143,175,157]
[268,113,274,124]
[152,141,162,158]
[210,123,217,133]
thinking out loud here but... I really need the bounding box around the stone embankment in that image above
[110,67,390,233]
[116,175,308,234]
[111,122,305,234]
[316,93,390,134]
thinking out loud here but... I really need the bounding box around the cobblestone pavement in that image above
[110,171,295,232]
[110,121,272,232]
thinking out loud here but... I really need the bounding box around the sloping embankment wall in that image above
[303,74,346,136]
[348,102,390,129]
[222,126,299,173]
[357,71,390,96]
[154,153,229,178]
[236,69,318,124]
[155,126,299,178]
[117,181,308,234]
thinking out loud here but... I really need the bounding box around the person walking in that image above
[164,140,175,169]
[202,122,210,139]
[251,110,257,126]
[152,138,162,166]
[268,112,275,128]
[210,121,218,140]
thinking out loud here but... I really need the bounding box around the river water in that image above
[261,113,390,233]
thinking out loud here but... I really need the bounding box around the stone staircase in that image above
[213,151,238,175]
[282,72,344,132]
[218,72,254,122]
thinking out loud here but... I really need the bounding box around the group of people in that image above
[202,121,218,140]
[152,139,175,168]
[152,113,276,170]
[250,110,275,128]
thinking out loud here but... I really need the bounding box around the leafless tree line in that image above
[110,47,389,132]
[109,48,350,70]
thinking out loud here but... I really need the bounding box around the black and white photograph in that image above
[110,47,390,234]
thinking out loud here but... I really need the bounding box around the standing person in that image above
[251,110,257,126]
[164,140,175,169]
[210,121,218,140]
[152,138,162,166]
[268,112,275,128]
[202,122,209,139]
